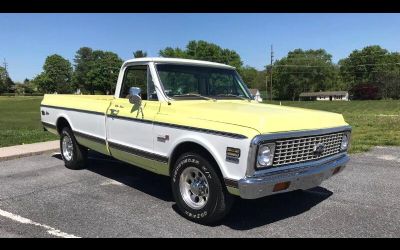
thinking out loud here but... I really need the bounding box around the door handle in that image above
[110,109,119,115]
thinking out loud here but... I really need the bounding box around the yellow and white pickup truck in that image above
[41,57,351,224]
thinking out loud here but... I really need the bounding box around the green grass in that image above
[264,100,400,153]
[1,97,399,154]
[0,96,57,147]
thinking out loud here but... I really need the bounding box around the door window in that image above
[120,65,158,100]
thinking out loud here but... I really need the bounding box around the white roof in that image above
[123,57,235,69]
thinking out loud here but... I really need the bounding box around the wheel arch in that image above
[168,139,226,181]
[56,115,73,135]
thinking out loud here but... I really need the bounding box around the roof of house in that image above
[123,57,235,70]
[249,89,260,95]
[299,91,348,97]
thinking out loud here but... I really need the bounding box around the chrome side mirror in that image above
[128,87,142,107]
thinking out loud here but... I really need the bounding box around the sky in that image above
[1,13,400,82]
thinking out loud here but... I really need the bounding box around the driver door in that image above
[106,64,161,172]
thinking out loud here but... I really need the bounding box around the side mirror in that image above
[128,87,142,107]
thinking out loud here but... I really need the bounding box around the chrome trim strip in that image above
[74,131,106,145]
[108,141,169,163]
[246,126,352,177]
[252,125,352,144]
[108,114,247,139]
[41,105,104,116]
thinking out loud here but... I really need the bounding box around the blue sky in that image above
[1,13,400,82]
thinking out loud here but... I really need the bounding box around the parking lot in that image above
[0,146,399,238]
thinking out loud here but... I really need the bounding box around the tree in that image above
[33,54,73,93]
[133,50,147,58]
[33,73,54,93]
[0,66,7,93]
[86,50,123,94]
[72,47,94,93]
[159,40,243,68]
[0,66,14,93]
[339,45,400,99]
[272,49,338,100]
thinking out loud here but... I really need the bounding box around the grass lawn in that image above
[0,96,399,154]
[265,100,400,153]
[0,96,57,147]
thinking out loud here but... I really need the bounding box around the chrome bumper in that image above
[238,153,349,199]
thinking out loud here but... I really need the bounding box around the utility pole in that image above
[265,75,268,102]
[3,58,9,78]
[270,45,274,101]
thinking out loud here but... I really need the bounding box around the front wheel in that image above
[60,127,87,170]
[171,152,234,224]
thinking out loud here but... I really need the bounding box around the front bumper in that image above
[238,153,349,199]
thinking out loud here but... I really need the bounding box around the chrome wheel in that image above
[62,134,73,161]
[179,167,209,209]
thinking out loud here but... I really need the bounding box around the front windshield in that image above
[156,64,252,100]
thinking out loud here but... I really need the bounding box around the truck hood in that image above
[167,100,348,134]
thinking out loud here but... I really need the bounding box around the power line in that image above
[273,62,400,68]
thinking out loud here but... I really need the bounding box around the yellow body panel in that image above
[42,95,348,139]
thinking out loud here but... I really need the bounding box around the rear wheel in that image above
[171,152,234,224]
[60,127,87,170]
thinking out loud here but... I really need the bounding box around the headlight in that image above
[257,143,275,168]
[341,133,350,151]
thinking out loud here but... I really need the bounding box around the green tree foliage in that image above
[339,45,400,99]
[159,40,243,68]
[33,54,73,94]
[238,66,267,91]
[72,48,123,94]
[272,49,338,100]
[0,66,7,93]
[133,50,148,58]
[72,47,94,92]
[86,50,123,95]
[0,66,14,93]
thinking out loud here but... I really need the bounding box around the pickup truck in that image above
[41,57,351,224]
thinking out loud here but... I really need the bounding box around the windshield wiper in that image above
[216,94,251,101]
[172,93,216,101]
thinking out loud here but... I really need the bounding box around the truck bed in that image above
[41,94,114,114]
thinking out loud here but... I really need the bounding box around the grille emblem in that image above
[313,143,325,156]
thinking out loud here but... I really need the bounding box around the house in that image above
[249,88,263,102]
[299,91,349,101]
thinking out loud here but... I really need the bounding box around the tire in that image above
[60,127,87,170]
[171,152,234,224]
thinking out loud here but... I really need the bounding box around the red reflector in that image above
[273,182,290,192]
[333,167,341,175]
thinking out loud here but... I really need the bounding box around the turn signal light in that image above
[273,182,290,192]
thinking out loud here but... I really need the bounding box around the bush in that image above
[0,93,44,96]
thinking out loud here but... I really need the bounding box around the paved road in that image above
[0,146,399,238]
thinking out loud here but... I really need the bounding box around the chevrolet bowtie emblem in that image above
[313,143,325,156]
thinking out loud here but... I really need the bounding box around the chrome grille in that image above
[273,132,344,167]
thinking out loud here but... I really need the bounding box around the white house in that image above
[299,91,349,101]
[249,88,263,102]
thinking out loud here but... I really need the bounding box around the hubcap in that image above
[62,135,73,161]
[179,167,209,209]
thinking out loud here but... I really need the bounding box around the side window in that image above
[119,65,158,100]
